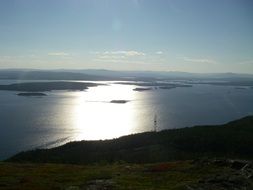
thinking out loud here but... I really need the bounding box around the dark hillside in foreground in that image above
[6,116,253,164]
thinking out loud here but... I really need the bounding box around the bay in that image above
[0,80,253,159]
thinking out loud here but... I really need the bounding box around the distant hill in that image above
[57,69,253,80]
[1,69,253,81]
[6,115,253,164]
[0,70,116,81]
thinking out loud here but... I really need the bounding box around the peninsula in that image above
[0,81,100,92]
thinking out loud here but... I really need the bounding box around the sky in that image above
[0,0,253,73]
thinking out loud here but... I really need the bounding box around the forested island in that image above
[17,92,47,96]
[133,87,152,91]
[0,81,100,92]
[118,82,192,90]
[110,100,129,104]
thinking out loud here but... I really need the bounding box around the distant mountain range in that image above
[0,69,253,81]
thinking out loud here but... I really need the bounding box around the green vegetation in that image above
[7,116,253,164]
[1,159,252,190]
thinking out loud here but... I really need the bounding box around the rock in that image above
[230,160,248,170]
[212,159,230,167]
[85,179,115,190]
[241,163,253,179]
[65,186,80,190]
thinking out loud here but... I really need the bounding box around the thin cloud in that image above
[91,50,162,65]
[89,51,100,55]
[93,58,147,65]
[239,59,253,65]
[91,50,146,64]
[103,51,146,57]
[183,57,217,64]
[99,55,126,59]
[48,52,69,56]
[156,51,163,55]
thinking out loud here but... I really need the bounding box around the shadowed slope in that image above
[6,116,253,164]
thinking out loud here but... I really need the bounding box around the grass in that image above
[1,160,251,190]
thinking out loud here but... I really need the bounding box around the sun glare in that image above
[72,84,137,140]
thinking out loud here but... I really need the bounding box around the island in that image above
[116,82,192,91]
[235,87,247,90]
[17,92,47,96]
[117,82,192,87]
[159,86,176,90]
[133,87,152,91]
[0,81,100,92]
[187,80,253,87]
[110,100,129,104]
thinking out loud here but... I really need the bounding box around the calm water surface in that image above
[0,80,253,159]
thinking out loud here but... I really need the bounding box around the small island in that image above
[117,82,192,91]
[110,100,129,104]
[133,87,152,91]
[159,86,176,90]
[17,92,47,96]
[235,87,247,90]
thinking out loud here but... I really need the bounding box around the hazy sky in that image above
[0,0,253,73]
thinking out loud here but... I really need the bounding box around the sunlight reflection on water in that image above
[1,81,253,159]
[72,84,140,140]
